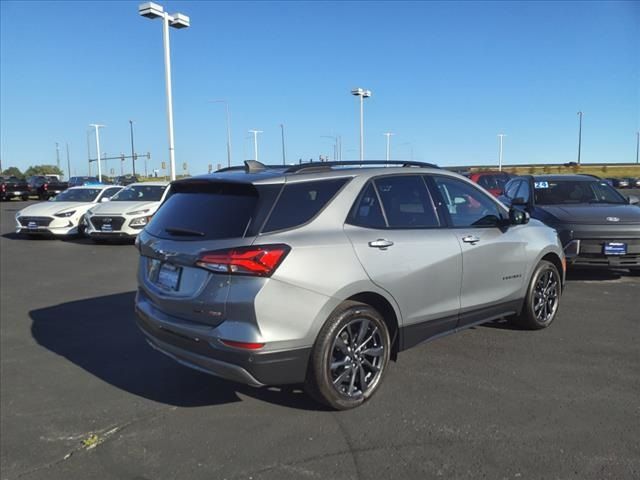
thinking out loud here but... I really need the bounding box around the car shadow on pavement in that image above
[30,292,326,411]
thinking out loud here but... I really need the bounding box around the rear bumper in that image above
[135,295,311,386]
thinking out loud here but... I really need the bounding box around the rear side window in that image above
[262,178,349,233]
[147,182,271,240]
[348,182,386,229]
[374,175,440,228]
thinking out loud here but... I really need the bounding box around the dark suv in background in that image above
[500,174,640,272]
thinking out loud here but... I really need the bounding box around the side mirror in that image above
[509,207,530,225]
[511,197,528,206]
[627,195,639,205]
[101,197,111,203]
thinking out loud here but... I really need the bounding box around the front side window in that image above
[374,175,440,228]
[262,178,349,233]
[433,176,503,227]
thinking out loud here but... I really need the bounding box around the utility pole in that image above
[280,124,286,165]
[497,133,506,171]
[577,111,583,165]
[248,129,263,162]
[129,120,136,176]
[66,143,71,180]
[384,132,395,161]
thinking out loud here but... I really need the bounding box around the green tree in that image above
[23,164,64,177]
[1,166,23,178]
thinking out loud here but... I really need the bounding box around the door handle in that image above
[461,235,480,244]
[368,239,394,249]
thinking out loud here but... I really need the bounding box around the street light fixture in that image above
[89,124,105,182]
[351,87,372,161]
[210,100,233,168]
[138,2,190,181]
[383,132,395,161]
[248,129,263,162]
[497,133,506,171]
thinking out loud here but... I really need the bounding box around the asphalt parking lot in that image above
[1,199,639,480]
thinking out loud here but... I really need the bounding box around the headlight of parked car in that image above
[54,210,76,218]
[129,215,152,227]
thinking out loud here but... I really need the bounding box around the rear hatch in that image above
[138,179,282,327]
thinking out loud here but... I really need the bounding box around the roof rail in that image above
[215,160,286,174]
[285,160,439,173]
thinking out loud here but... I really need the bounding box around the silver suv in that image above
[135,161,565,410]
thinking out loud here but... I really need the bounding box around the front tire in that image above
[305,301,391,410]
[512,260,561,330]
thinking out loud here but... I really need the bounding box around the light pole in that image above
[280,124,286,165]
[55,143,60,171]
[139,2,190,181]
[210,100,232,167]
[577,111,583,165]
[497,133,506,171]
[383,132,395,161]
[635,131,639,164]
[351,88,372,161]
[129,120,137,176]
[66,143,71,180]
[248,129,263,162]
[89,124,105,182]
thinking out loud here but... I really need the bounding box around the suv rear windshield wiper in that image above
[164,227,205,237]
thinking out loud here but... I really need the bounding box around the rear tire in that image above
[305,301,391,410]
[512,260,561,330]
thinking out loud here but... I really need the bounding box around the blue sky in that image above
[1,0,638,176]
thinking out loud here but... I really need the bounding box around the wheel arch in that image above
[345,291,401,361]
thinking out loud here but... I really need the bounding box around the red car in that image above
[468,171,514,197]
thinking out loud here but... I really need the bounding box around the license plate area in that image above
[149,259,182,292]
[101,224,113,232]
[28,222,37,230]
[604,242,627,256]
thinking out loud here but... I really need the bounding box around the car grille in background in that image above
[18,216,53,227]
[90,216,126,231]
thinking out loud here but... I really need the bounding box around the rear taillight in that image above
[196,244,290,277]
[1,184,5,192]
[43,183,48,190]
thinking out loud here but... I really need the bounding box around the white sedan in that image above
[84,182,169,242]
[15,185,123,237]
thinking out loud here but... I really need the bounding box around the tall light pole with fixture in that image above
[210,100,232,168]
[383,132,395,161]
[497,133,506,171]
[89,124,105,182]
[351,88,371,161]
[248,129,263,162]
[129,120,137,176]
[577,111,583,165]
[138,2,190,181]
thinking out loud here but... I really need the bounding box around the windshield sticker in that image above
[534,181,549,189]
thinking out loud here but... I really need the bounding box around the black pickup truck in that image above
[0,176,30,201]
[27,176,69,200]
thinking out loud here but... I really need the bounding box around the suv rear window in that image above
[147,182,280,240]
[262,178,350,233]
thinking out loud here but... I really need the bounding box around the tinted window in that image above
[262,178,349,233]
[433,176,503,227]
[374,175,440,228]
[516,180,531,202]
[504,180,520,199]
[99,187,122,200]
[111,185,166,202]
[348,182,386,229]
[147,182,262,240]
[533,180,626,205]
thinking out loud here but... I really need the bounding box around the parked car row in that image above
[15,182,168,240]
